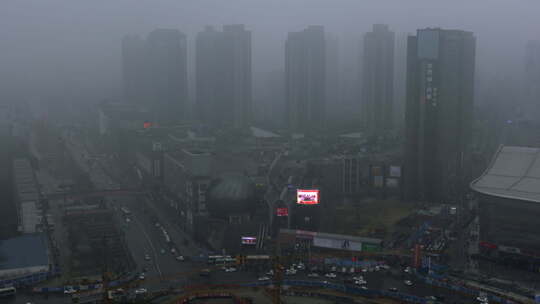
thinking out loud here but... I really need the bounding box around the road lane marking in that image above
[133,213,163,279]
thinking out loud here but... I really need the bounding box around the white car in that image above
[404,267,411,273]
[360,286,368,290]
[352,276,364,281]
[361,268,368,273]
[64,288,76,294]
[404,280,413,286]
[258,276,270,281]
[266,270,274,276]
[225,267,237,272]
[476,296,488,302]
[144,254,151,261]
[307,273,319,277]
[285,269,296,275]
[176,255,184,261]
[325,273,337,278]
[135,288,147,295]
[355,279,367,285]
[138,273,145,280]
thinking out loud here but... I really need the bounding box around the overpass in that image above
[45,188,146,200]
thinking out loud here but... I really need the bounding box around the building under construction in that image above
[62,202,133,277]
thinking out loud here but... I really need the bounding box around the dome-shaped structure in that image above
[206,173,258,218]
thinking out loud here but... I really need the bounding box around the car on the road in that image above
[144,254,151,261]
[330,266,337,272]
[258,276,270,281]
[355,279,367,285]
[224,267,237,272]
[285,269,297,276]
[404,266,411,273]
[64,287,76,294]
[352,276,363,281]
[125,218,131,223]
[476,296,488,303]
[170,248,176,254]
[361,268,368,273]
[155,222,160,228]
[388,287,398,292]
[296,263,305,270]
[360,286,368,290]
[176,255,184,261]
[307,273,319,278]
[266,270,274,276]
[138,273,145,280]
[325,273,337,278]
[134,288,147,295]
[404,280,413,286]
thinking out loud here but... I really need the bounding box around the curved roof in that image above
[206,174,258,217]
[471,146,540,203]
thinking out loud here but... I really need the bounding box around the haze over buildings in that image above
[361,24,395,136]
[404,28,476,203]
[196,25,252,129]
[285,25,326,135]
[122,29,188,125]
[2,1,540,300]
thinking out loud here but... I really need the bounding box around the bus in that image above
[207,255,235,265]
[0,286,16,297]
[120,207,131,216]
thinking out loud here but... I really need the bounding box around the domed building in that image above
[206,174,258,220]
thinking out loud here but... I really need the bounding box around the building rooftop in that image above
[0,234,49,272]
[471,146,540,203]
[250,126,280,138]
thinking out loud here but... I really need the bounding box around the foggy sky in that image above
[1,0,539,104]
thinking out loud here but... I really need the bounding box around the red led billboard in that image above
[276,208,289,217]
[296,189,319,205]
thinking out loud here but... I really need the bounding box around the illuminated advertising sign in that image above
[241,237,257,245]
[276,208,289,217]
[296,189,319,205]
[389,165,401,177]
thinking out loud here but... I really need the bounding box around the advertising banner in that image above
[241,237,257,245]
[371,166,382,176]
[389,165,401,177]
[313,237,362,251]
[296,189,319,205]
